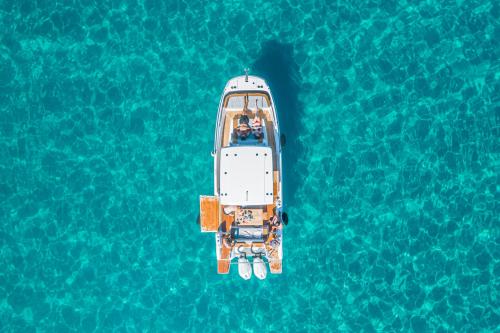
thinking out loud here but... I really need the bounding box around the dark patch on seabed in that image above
[253,41,305,209]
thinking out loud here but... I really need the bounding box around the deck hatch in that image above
[220,146,273,205]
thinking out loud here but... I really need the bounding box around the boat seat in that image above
[230,118,267,146]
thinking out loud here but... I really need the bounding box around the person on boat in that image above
[237,122,251,139]
[254,98,264,117]
[271,215,280,227]
[236,115,251,139]
[240,114,250,125]
[252,117,263,139]
[243,94,250,114]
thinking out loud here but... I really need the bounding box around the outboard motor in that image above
[253,257,267,280]
[238,256,252,280]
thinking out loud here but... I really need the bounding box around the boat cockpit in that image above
[219,93,276,149]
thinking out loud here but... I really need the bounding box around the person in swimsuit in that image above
[252,117,263,139]
[237,122,251,139]
[243,94,250,114]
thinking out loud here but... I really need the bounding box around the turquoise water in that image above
[1,0,499,331]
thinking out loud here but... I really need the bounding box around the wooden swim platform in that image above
[218,246,231,274]
[199,196,219,232]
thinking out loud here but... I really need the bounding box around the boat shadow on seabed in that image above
[252,40,305,214]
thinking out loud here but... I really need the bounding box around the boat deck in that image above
[218,204,282,271]
[221,109,278,171]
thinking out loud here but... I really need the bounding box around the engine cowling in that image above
[238,257,252,280]
[253,257,267,280]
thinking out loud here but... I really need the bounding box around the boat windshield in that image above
[225,93,270,110]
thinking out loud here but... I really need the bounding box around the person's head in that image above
[240,115,250,125]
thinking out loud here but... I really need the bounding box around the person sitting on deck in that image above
[271,215,280,227]
[252,118,263,139]
[237,115,251,139]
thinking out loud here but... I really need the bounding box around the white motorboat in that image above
[199,70,286,279]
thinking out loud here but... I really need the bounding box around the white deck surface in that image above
[219,146,273,205]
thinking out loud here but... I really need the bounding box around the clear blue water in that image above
[1,0,499,331]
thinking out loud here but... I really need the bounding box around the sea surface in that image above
[1,0,499,332]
